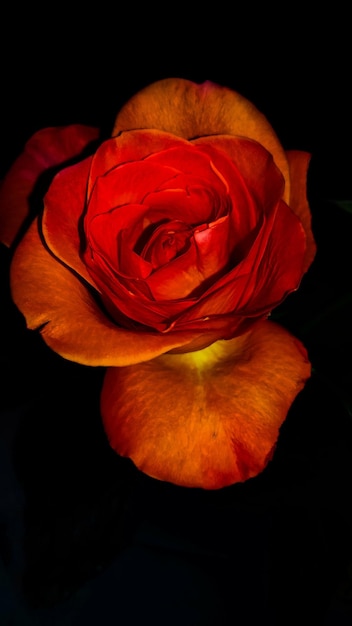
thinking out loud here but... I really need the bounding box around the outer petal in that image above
[0,125,99,247]
[42,157,95,285]
[286,150,316,272]
[101,320,311,489]
[10,218,223,365]
[113,78,290,203]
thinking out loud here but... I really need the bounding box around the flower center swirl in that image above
[140,219,193,269]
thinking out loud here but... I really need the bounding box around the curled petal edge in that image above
[113,78,291,203]
[10,218,230,366]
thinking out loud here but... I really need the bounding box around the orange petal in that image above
[113,78,290,202]
[10,218,219,365]
[0,125,99,247]
[286,150,316,272]
[101,320,311,489]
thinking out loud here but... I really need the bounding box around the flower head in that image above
[0,78,315,488]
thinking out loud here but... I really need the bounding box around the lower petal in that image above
[101,320,311,489]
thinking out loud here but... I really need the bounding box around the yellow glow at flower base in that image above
[101,320,311,489]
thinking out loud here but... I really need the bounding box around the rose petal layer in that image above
[113,78,290,203]
[286,150,316,271]
[10,218,229,365]
[101,320,311,489]
[0,125,99,247]
[42,157,95,286]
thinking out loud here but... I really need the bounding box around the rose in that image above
[0,78,315,489]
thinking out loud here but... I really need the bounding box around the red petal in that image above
[87,129,189,199]
[172,199,306,326]
[193,135,285,212]
[101,320,311,489]
[0,125,99,247]
[42,157,95,285]
[144,216,233,300]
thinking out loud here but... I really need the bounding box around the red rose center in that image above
[141,219,194,269]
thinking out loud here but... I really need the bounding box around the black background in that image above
[1,10,352,625]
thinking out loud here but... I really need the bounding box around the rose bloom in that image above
[0,78,315,489]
